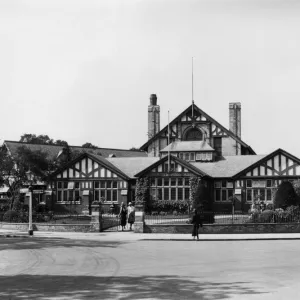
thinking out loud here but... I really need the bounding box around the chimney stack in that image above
[148,94,160,140]
[229,102,241,138]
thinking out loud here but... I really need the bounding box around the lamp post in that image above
[26,170,34,236]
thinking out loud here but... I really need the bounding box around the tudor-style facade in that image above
[46,94,300,213]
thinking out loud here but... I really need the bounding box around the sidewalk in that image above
[1,229,300,241]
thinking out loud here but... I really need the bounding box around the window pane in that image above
[222,180,227,188]
[75,190,80,201]
[107,190,111,201]
[157,178,163,186]
[184,178,189,186]
[63,182,68,189]
[157,189,162,200]
[95,190,99,201]
[247,190,252,201]
[164,188,169,200]
[260,189,265,200]
[68,191,74,201]
[178,188,183,200]
[151,178,156,186]
[178,178,183,186]
[113,190,117,201]
[222,190,227,201]
[215,190,221,201]
[107,181,112,188]
[112,181,118,189]
[228,189,233,199]
[100,181,106,189]
[190,153,195,161]
[57,182,62,189]
[100,190,106,199]
[75,182,80,189]
[94,181,100,189]
[164,178,169,186]
[57,191,62,201]
[171,178,176,186]
[267,189,272,201]
[179,153,184,159]
[171,188,176,200]
[246,180,252,188]
[185,153,190,161]
[63,190,68,201]
[253,189,259,200]
[267,180,272,188]
[184,188,190,200]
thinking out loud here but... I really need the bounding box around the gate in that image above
[101,204,130,231]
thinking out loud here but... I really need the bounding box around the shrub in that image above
[148,200,189,214]
[274,181,297,209]
[3,210,27,223]
[258,209,274,223]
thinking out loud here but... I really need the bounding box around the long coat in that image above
[191,214,203,237]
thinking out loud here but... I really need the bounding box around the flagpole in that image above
[168,110,170,172]
[192,57,194,118]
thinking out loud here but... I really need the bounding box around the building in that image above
[48,94,300,213]
[3,95,300,213]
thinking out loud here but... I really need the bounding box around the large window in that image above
[214,180,234,202]
[150,177,190,201]
[57,181,81,203]
[94,180,118,202]
[246,179,276,202]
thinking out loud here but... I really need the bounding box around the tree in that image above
[82,142,98,149]
[54,140,68,146]
[20,134,54,145]
[274,181,297,209]
[129,147,141,151]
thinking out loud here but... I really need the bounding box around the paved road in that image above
[0,233,300,299]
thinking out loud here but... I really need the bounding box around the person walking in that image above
[191,209,203,240]
[127,202,135,231]
[119,202,127,231]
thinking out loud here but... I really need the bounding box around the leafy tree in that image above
[129,147,141,151]
[274,181,297,209]
[54,140,68,146]
[20,134,54,145]
[82,142,98,149]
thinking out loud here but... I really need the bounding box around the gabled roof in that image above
[51,152,130,180]
[232,148,300,179]
[190,155,266,178]
[4,140,147,159]
[140,103,255,154]
[160,141,215,152]
[135,155,210,178]
[107,157,160,178]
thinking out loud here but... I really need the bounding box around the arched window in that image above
[185,128,203,141]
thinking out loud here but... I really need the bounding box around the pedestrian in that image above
[119,202,127,231]
[127,202,135,231]
[191,209,203,241]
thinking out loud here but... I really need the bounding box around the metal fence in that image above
[145,210,300,225]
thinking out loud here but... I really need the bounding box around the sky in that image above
[1,0,300,156]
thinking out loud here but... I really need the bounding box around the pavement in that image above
[2,228,300,241]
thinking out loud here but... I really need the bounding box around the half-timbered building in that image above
[41,94,300,213]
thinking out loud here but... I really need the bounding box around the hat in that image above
[128,202,132,205]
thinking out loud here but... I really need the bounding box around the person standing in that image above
[119,202,127,231]
[191,209,203,240]
[127,202,135,231]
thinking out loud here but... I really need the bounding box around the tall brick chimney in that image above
[148,94,160,140]
[229,102,241,138]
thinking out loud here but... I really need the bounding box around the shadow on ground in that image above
[0,237,126,250]
[0,275,266,300]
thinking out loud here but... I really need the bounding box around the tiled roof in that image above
[160,141,215,152]
[107,157,160,178]
[4,141,147,159]
[190,155,267,178]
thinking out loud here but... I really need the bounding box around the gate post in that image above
[134,203,145,233]
[90,201,103,232]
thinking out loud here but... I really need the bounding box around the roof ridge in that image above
[4,140,145,153]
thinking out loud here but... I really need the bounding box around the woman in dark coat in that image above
[191,209,203,240]
[119,202,127,231]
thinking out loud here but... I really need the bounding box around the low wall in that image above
[0,223,100,232]
[144,223,300,234]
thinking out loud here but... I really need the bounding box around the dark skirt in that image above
[120,213,127,227]
[128,212,135,224]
